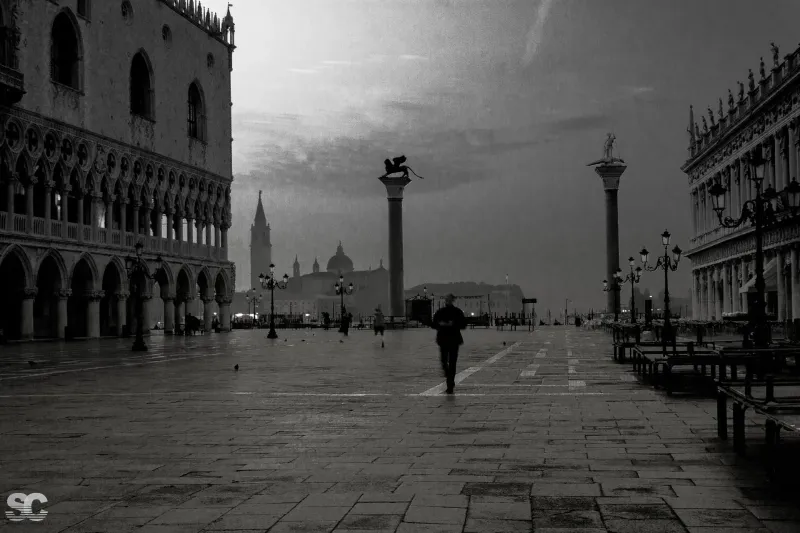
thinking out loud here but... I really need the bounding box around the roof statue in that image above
[749,69,755,91]
[771,42,779,68]
[718,98,724,120]
[738,81,744,101]
[702,116,709,133]
[380,155,425,179]
[694,122,701,139]
[707,106,715,126]
[759,57,766,79]
[728,89,735,112]
[586,133,625,166]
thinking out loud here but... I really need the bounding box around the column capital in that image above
[86,290,105,301]
[216,296,232,305]
[21,287,37,299]
[379,175,412,199]
[54,289,72,299]
[593,163,628,191]
[115,290,130,301]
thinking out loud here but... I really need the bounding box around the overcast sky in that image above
[202,0,800,314]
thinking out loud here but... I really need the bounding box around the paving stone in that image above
[532,509,604,528]
[468,501,531,520]
[282,506,351,522]
[350,502,408,514]
[463,518,532,532]
[674,509,764,528]
[404,506,466,524]
[203,513,281,530]
[395,524,462,533]
[605,519,688,532]
[149,507,228,525]
[336,513,403,530]
[599,503,675,520]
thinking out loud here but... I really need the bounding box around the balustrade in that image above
[0,212,6,230]
[12,214,24,232]
[111,230,120,245]
[51,220,61,236]
[82,226,91,241]
[32,217,45,236]
[124,233,134,247]
[67,223,78,239]
[98,228,107,244]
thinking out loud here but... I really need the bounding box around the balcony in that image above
[0,212,228,262]
[0,27,24,105]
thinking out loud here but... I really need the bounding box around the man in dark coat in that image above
[432,293,466,394]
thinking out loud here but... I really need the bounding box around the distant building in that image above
[233,195,389,321]
[683,45,800,321]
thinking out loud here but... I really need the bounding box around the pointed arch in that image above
[0,244,34,287]
[51,9,83,90]
[36,248,69,284]
[69,251,100,289]
[130,49,155,119]
[214,267,231,299]
[187,80,206,141]
[105,255,127,283]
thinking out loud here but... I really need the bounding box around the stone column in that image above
[221,224,229,260]
[790,120,798,182]
[732,262,740,313]
[154,205,162,239]
[219,298,232,331]
[120,198,127,242]
[177,299,187,328]
[61,185,69,238]
[706,269,713,320]
[692,271,699,319]
[143,204,152,240]
[714,267,722,320]
[77,194,84,243]
[86,290,103,338]
[55,289,70,339]
[379,174,413,317]
[116,291,128,336]
[141,296,151,334]
[25,184,33,234]
[132,201,140,240]
[792,247,800,320]
[165,208,174,248]
[777,248,787,321]
[5,180,13,230]
[699,187,706,235]
[90,193,100,243]
[104,196,113,240]
[186,216,194,252]
[722,263,731,315]
[20,287,36,340]
[205,222,212,257]
[202,296,214,332]
[781,128,791,189]
[44,184,52,237]
[163,296,175,334]
[741,258,749,314]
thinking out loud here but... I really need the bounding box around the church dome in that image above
[326,241,354,273]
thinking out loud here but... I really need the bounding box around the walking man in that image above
[374,306,385,336]
[432,293,466,394]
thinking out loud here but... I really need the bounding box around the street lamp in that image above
[258,263,289,339]
[602,278,621,322]
[245,289,262,327]
[334,275,354,333]
[709,148,800,347]
[616,257,642,324]
[124,240,163,352]
[641,229,682,344]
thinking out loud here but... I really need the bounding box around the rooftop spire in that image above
[253,189,267,227]
[687,105,695,152]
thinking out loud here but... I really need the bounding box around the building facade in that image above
[0,0,237,340]
[683,44,800,321]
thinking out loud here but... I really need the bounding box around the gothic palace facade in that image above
[684,44,800,322]
[0,0,237,340]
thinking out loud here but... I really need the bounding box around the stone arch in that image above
[175,264,195,300]
[51,8,84,90]
[0,244,34,287]
[69,252,100,289]
[33,250,67,338]
[214,267,231,300]
[100,257,125,336]
[187,80,206,141]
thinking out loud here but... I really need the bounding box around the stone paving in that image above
[0,326,798,532]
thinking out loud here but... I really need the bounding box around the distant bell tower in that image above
[293,255,300,278]
[250,190,271,289]
[313,257,320,274]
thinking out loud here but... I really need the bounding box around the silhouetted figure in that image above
[432,293,466,394]
[341,310,352,336]
[374,306,385,337]
[322,312,331,330]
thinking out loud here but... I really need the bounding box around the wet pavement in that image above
[0,326,798,532]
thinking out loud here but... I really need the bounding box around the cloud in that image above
[322,60,356,66]
[288,68,319,75]
[545,113,611,134]
[522,0,555,67]
[399,54,428,61]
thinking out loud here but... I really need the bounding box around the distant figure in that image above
[374,307,385,336]
[341,310,352,336]
[322,312,331,330]
[432,293,466,394]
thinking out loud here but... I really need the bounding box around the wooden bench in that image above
[716,368,800,474]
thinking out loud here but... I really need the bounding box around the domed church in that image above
[238,194,389,321]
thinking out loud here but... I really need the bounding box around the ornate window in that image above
[162,25,172,47]
[50,12,81,89]
[121,1,133,24]
[187,82,205,141]
[130,51,154,119]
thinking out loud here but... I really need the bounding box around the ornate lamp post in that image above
[709,148,800,347]
[125,240,162,352]
[335,275,354,333]
[602,279,621,322]
[640,230,682,342]
[259,263,289,339]
[245,289,262,327]
[615,257,642,324]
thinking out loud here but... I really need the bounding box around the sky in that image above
[202,0,800,314]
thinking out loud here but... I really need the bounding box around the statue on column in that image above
[771,42,780,68]
[586,133,625,166]
[760,57,766,79]
[749,69,756,92]
[738,81,745,102]
[380,155,425,180]
[728,89,735,112]
[694,122,701,139]
[702,116,709,134]
[708,106,716,126]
